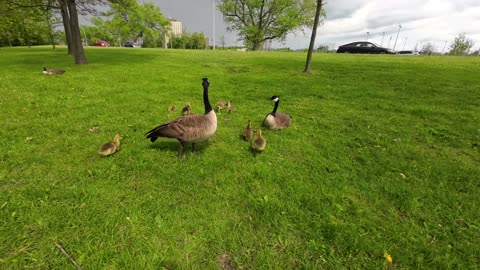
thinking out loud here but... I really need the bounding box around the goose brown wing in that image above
[145,114,210,141]
[276,112,292,127]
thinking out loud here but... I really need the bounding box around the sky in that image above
[144,0,480,51]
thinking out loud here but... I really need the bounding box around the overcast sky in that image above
[149,0,480,51]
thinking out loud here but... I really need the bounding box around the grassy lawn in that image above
[0,46,479,269]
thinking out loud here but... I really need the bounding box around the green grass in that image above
[0,46,479,269]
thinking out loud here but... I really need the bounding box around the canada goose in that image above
[226,101,236,113]
[43,67,65,75]
[263,96,292,130]
[145,78,217,159]
[181,103,192,115]
[251,129,266,156]
[215,101,228,112]
[168,105,176,112]
[99,134,123,156]
[243,120,253,141]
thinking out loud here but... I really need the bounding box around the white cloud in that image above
[284,0,480,52]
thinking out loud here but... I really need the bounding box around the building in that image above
[164,19,183,48]
[170,20,182,36]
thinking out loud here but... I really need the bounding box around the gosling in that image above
[99,134,123,156]
[181,103,192,116]
[251,129,266,156]
[243,120,253,141]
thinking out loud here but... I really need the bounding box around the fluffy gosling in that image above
[181,103,192,115]
[99,134,123,156]
[226,101,236,113]
[243,120,253,141]
[168,105,177,112]
[251,129,266,156]
[215,101,228,112]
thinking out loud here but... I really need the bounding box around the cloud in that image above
[299,0,480,51]
[147,0,480,51]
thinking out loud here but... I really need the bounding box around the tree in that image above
[0,0,54,47]
[218,0,317,51]
[93,0,168,47]
[420,43,436,55]
[66,0,87,64]
[304,0,324,73]
[448,33,474,56]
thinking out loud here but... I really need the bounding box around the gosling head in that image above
[113,134,123,143]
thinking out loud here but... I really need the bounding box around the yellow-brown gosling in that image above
[43,67,65,75]
[168,105,177,112]
[146,78,217,159]
[215,101,228,112]
[263,96,292,130]
[243,120,253,141]
[251,129,266,156]
[98,134,123,156]
[226,101,236,113]
[181,103,192,115]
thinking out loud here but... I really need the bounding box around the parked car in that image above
[124,41,139,48]
[336,42,396,54]
[95,40,110,47]
[396,50,420,55]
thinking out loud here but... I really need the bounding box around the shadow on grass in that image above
[148,140,212,157]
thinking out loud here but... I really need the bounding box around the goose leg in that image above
[178,141,187,159]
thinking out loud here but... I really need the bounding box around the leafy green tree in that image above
[448,33,474,56]
[0,0,54,47]
[94,0,168,47]
[217,0,318,51]
[190,32,207,49]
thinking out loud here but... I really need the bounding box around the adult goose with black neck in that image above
[263,95,292,130]
[145,78,217,158]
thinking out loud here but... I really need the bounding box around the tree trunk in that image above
[304,0,323,73]
[252,40,262,51]
[59,0,72,54]
[66,0,87,64]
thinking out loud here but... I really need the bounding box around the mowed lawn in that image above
[0,46,479,269]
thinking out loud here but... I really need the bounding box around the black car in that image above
[336,42,396,54]
[124,41,139,48]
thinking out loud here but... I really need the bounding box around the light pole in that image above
[393,24,402,50]
[402,37,408,50]
[366,32,370,41]
[212,0,216,50]
[441,40,447,54]
[380,32,385,46]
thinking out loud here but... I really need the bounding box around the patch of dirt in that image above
[217,253,236,270]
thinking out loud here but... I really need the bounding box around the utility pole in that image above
[366,32,370,41]
[381,32,385,46]
[393,24,402,50]
[212,0,216,50]
[441,40,447,54]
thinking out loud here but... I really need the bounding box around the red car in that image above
[96,40,110,47]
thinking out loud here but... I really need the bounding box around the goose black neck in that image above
[203,81,213,114]
[271,100,279,115]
